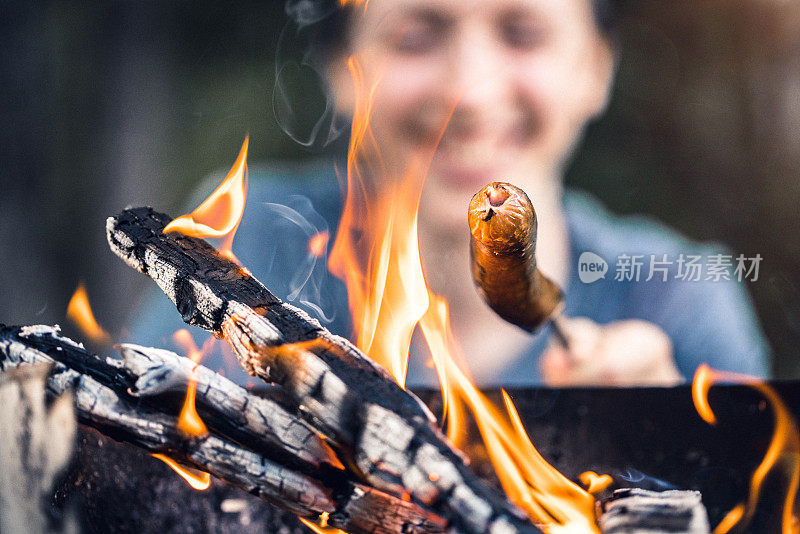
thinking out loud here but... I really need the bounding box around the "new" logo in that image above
[578,252,608,283]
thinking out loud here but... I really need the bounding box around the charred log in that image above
[107,206,541,534]
[0,324,446,534]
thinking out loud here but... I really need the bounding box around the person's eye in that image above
[391,22,443,55]
[500,20,547,50]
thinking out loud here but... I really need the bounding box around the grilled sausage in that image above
[468,182,564,332]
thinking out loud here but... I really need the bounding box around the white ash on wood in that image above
[0,324,446,534]
[598,489,710,534]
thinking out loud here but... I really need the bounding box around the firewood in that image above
[598,489,710,534]
[117,342,338,470]
[0,324,446,534]
[107,206,542,534]
[0,364,77,534]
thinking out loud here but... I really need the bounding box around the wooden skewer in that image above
[550,313,572,353]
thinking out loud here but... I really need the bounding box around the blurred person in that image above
[130,0,769,386]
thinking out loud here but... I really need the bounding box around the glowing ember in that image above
[66,282,111,345]
[308,230,330,258]
[172,329,214,437]
[151,454,211,490]
[327,52,598,531]
[579,472,613,495]
[164,137,249,264]
[693,364,800,534]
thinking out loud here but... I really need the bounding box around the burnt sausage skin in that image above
[468,182,564,332]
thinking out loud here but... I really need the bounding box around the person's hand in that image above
[539,317,683,386]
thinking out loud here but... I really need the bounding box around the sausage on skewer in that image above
[468,181,564,333]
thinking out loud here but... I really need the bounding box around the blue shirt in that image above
[128,162,770,386]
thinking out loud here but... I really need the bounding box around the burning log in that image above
[107,206,542,534]
[0,324,447,534]
[598,489,710,534]
[117,342,337,469]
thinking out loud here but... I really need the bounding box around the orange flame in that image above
[66,282,111,345]
[423,308,599,532]
[328,56,434,387]
[419,295,468,447]
[178,380,207,437]
[164,137,249,264]
[152,454,211,490]
[308,231,330,258]
[339,0,370,12]
[579,472,613,495]
[692,365,800,534]
[172,329,215,437]
[327,54,598,532]
[299,517,348,534]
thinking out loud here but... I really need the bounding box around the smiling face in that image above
[332,0,613,229]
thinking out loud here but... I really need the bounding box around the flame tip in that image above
[691,365,800,533]
[152,453,211,490]
[163,138,249,263]
[67,283,112,344]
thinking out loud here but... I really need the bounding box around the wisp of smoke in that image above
[617,469,677,491]
[272,9,348,150]
[260,195,336,324]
